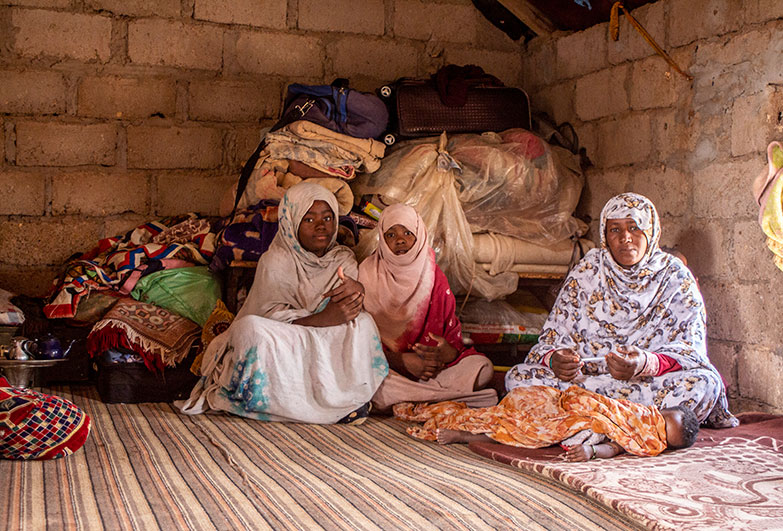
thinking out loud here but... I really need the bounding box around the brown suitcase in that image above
[379,79,531,145]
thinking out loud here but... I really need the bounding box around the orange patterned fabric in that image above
[395,385,667,457]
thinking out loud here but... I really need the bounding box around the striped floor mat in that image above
[1,385,642,530]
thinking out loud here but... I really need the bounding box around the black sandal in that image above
[337,402,372,425]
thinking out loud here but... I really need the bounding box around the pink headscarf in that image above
[359,204,435,352]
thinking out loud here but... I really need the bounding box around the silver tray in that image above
[0,359,67,387]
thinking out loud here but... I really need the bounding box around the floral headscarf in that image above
[528,193,710,370]
[237,182,358,322]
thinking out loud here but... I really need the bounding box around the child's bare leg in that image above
[436,429,494,445]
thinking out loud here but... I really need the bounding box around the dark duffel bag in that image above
[378,78,531,145]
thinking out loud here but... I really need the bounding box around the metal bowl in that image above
[0,359,65,387]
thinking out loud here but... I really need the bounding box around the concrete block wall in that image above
[0,0,519,296]
[521,0,783,413]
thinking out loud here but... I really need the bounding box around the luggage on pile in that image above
[378,65,531,145]
[231,79,388,220]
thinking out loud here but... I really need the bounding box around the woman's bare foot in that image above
[436,429,493,445]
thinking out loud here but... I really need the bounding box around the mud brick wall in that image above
[0,0,520,295]
[520,0,783,413]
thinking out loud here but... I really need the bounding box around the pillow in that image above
[0,386,91,460]
[190,300,234,376]
[0,288,25,326]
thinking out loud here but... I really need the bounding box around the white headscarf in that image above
[359,204,435,351]
[237,182,358,323]
[528,193,710,369]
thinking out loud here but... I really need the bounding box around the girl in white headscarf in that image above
[179,182,388,424]
[505,193,737,428]
[359,204,497,411]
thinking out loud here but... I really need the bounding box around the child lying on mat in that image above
[393,385,699,460]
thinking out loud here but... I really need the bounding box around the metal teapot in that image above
[35,333,76,360]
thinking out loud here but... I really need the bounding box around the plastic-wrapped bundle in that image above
[353,133,518,300]
[355,130,586,246]
[451,129,586,243]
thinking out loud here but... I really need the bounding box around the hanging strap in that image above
[610,2,693,81]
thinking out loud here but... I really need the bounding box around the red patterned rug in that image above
[470,412,783,530]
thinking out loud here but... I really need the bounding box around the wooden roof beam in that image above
[497,0,556,36]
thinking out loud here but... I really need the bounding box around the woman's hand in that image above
[401,351,443,381]
[606,346,645,380]
[412,333,458,366]
[294,267,364,327]
[324,266,363,298]
[550,348,582,381]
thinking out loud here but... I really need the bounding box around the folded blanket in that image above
[87,298,200,372]
[284,120,386,171]
[45,214,215,319]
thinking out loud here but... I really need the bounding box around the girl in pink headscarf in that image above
[359,203,498,411]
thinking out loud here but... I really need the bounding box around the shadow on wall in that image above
[676,226,741,398]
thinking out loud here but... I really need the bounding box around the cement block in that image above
[746,0,783,24]
[472,7,520,52]
[195,0,286,29]
[103,214,150,239]
[706,339,738,395]
[737,343,783,408]
[628,167,688,217]
[86,0,180,17]
[299,0,383,35]
[574,65,629,121]
[394,0,475,43]
[674,220,731,281]
[443,48,521,87]
[651,109,695,161]
[698,280,731,341]
[607,1,664,64]
[51,171,149,216]
[0,169,46,215]
[695,28,770,69]
[669,0,746,47]
[630,55,689,110]
[230,126,264,170]
[520,39,556,90]
[188,80,280,122]
[78,76,177,120]
[732,85,783,157]
[0,266,60,297]
[0,71,66,115]
[12,8,112,62]
[692,158,759,219]
[594,114,652,168]
[0,218,102,266]
[579,167,632,223]
[127,126,223,169]
[331,37,417,81]
[129,19,223,70]
[236,31,322,77]
[732,219,783,282]
[155,173,237,216]
[735,283,782,345]
[530,80,575,126]
[4,0,69,7]
[556,24,606,79]
[16,122,116,167]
